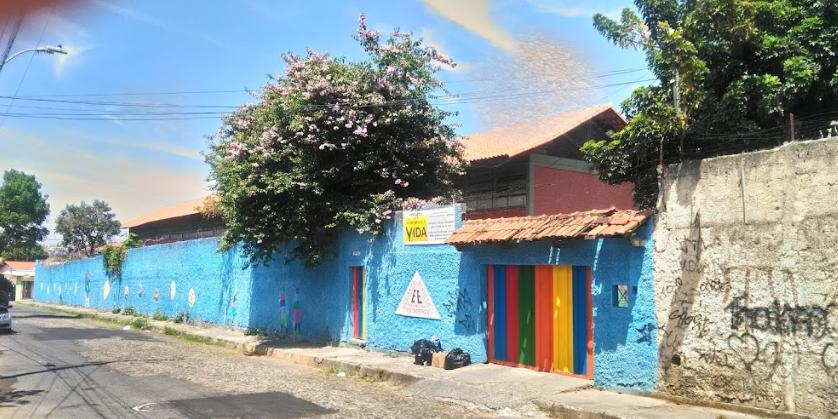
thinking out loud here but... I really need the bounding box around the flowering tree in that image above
[206,15,464,266]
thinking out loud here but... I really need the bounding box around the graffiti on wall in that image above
[726,295,834,338]
[658,253,838,413]
[442,288,476,333]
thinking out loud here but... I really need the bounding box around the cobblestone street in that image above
[0,307,490,418]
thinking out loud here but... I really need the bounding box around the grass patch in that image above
[122,306,138,316]
[128,317,150,330]
[163,326,216,345]
[152,310,168,321]
[172,311,188,324]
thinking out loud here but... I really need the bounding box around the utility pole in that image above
[0,15,24,73]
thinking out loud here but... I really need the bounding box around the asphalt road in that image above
[0,306,474,419]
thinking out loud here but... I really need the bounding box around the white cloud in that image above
[420,27,468,72]
[421,0,519,53]
[0,127,209,241]
[90,0,230,49]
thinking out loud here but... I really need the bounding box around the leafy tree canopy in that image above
[0,169,49,261]
[55,200,121,258]
[583,0,838,208]
[206,14,464,266]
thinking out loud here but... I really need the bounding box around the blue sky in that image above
[0,0,649,245]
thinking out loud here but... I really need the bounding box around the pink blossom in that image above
[228,141,244,157]
[353,125,368,137]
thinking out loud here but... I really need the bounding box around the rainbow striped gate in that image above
[351,266,366,340]
[487,265,593,378]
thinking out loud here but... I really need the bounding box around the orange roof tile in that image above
[460,104,626,162]
[122,197,214,229]
[4,261,35,271]
[446,208,650,246]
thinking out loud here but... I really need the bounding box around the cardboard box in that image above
[432,351,448,369]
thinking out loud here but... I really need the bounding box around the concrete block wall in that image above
[35,205,658,392]
[654,137,838,417]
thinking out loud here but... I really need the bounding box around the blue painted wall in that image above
[34,207,657,392]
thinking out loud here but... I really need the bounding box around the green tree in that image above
[582,0,838,208]
[206,14,463,266]
[0,170,49,260]
[55,200,121,258]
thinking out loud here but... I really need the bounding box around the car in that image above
[0,305,11,333]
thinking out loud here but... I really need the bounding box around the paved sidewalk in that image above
[19,301,784,418]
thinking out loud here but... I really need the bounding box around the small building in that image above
[460,104,635,219]
[1,261,35,302]
[122,197,223,245]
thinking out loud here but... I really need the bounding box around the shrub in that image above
[111,307,122,314]
[152,310,167,321]
[172,311,188,324]
[122,306,137,316]
[129,317,149,330]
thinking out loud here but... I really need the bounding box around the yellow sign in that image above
[403,215,428,243]
[402,206,456,245]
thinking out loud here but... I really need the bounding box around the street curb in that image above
[251,344,420,385]
[20,301,422,387]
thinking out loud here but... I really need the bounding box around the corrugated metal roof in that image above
[460,104,626,162]
[446,208,650,246]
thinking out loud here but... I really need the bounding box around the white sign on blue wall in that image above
[402,205,456,245]
[395,272,441,320]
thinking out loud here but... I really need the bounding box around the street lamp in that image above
[4,44,68,65]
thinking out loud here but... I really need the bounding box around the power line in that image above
[0,78,658,119]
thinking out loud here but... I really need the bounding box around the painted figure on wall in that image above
[124,285,130,300]
[84,271,91,307]
[188,288,196,308]
[137,284,144,298]
[278,291,289,334]
[153,288,160,302]
[103,279,111,300]
[292,287,302,335]
[170,281,176,300]
[229,288,238,320]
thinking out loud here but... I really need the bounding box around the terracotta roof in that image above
[461,104,626,162]
[446,208,650,246]
[4,261,35,271]
[122,197,212,229]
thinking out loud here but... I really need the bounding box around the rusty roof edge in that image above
[446,209,653,246]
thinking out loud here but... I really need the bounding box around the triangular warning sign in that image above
[395,272,441,320]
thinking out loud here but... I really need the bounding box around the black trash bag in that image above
[411,339,442,366]
[444,348,471,370]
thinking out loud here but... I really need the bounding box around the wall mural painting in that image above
[170,281,176,300]
[103,279,111,300]
[124,285,130,299]
[84,271,91,307]
[279,291,289,334]
[188,288,197,308]
[229,288,238,319]
[137,284,144,298]
[153,288,160,302]
[292,288,302,335]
